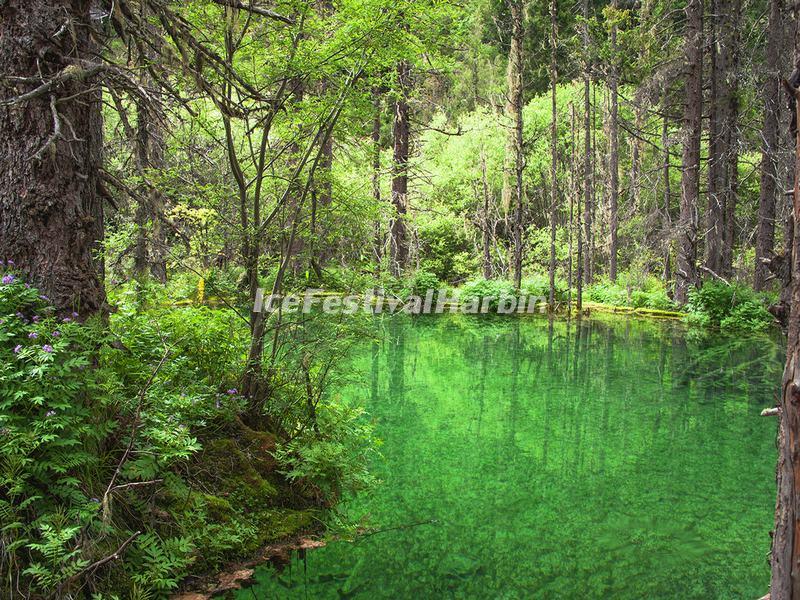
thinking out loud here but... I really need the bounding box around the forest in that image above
[1,0,800,597]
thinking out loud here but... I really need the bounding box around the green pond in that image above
[238,313,783,599]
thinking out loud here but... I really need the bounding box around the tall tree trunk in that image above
[770,62,800,600]
[630,99,643,213]
[582,0,593,285]
[662,107,672,286]
[134,81,168,283]
[507,0,525,290]
[720,0,741,276]
[548,0,558,305]
[608,0,619,282]
[372,90,383,275]
[0,0,105,317]
[756,0,783,290]
[575,103,583,312]
[706,0,740,278]
[675,0,703,304]
[569,103,576,310]
[389,60,410,277]
[705,0,725,277]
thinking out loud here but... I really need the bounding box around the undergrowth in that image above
[0,265,376,598]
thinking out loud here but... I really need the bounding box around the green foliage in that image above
[274,402,379,502]
[0,268,374,597]
[520,273,569,302]
[586,276,676,312]
[128,533,195,593]
[460,278,517,310]
[403,270,441,300]
[418,217,478,283]
[687,282,774,332]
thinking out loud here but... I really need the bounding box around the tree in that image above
[755,0,785,290]
[582,0,594,285]
[705,0,740,279]
[0,0,106,317]
[390,60,411,277]
[548,0,558,305]
[770,56,800,600]
[608,0,619,282]
[506,0,525,290]
[674,0,702,304]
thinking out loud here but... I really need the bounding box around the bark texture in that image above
[770,75,800,600]
[674,0,702,304]
[0,0,106,316]
[755,0,784,290]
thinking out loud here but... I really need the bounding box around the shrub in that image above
[520,273,569,302]
[460,278,517,310]
[586,275,676,311]
[405,270,441,299]
[688,282,774,332]
[0,266,375,597]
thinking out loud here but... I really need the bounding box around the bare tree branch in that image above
[209,0,295,24]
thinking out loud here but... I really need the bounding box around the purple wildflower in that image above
[13,345,22,354]
[52,331,60,337]
[227,388,238,395]
[42,345,53,353]
[32,316,40,323]
[62,317,71,323]
[28,332,37,339]
[2,275,14,285]
[71,312,78,319]
[7,260,14,266]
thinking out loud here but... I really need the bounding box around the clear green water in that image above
[238,314,783,599]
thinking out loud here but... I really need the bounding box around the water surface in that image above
[239,314,782,599]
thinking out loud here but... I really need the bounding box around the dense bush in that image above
[520,273,569,302]
[403,270,441,299]
[418,217,477,283]
[687,282,774,332]
[586,275,676,311]
[460,278,518,310]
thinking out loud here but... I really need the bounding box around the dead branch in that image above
[209,0,295,24]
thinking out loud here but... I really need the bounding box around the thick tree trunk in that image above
[608,0,619,282]
[756,0,782,290]
[770,74,800,600]
[675,0,703,304]
[0,0,105,317]
[389,60,410,277]
[506,0,525,290]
